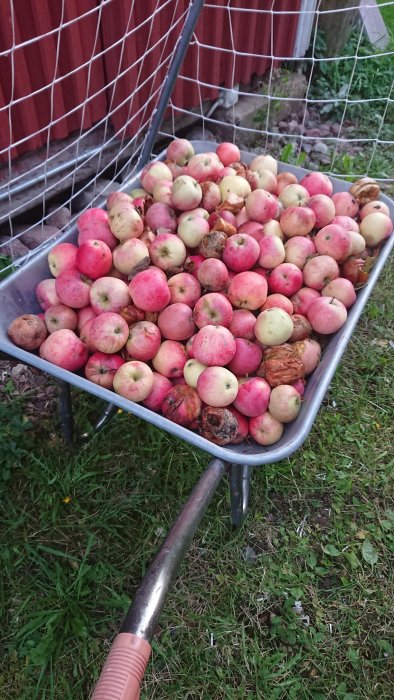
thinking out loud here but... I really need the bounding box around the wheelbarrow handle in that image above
[91,633,151,700]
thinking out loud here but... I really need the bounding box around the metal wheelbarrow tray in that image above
[1,142,393,467]
[1,142,393,697]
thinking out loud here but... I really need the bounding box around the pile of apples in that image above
[7,139,393,447]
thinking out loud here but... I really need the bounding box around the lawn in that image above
[0,249,393,699]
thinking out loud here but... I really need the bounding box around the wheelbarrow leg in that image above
[91,458,226,700]
[57,380,74,446]
[228,464,252,528]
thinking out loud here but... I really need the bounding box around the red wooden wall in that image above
[0,0,301,164]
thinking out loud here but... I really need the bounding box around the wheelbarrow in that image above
[1,142,393,698]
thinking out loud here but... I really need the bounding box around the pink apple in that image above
[89,312,129,353]
[36,278,61,310]
[178,208,209,224]
[308,194,335,229]
[152,180,173,206]
[125,321,161,360]
[140,161,173,193]
[307,296,348,334]
[249,411,284,445]
[247,168,277,193]
[200,181,222,212]
[233,376,271,417]
[280,206,316,237]
[177,215,210,247]
[227,338,263,376]
[227,271,268,310]
[112,238,149,276]
[152,340,188,377]
[229,309,256,340]
[290,287,320,315]
[262,219,285,240]
[113,360,154,401]
[245,189,278,223]
[314,224,353,262]
[75,239,112,279]
[39,329,89,371]
[165,160,187,180]
[184,254,205,280]
[216,142,241,166]
[331,215,360,232]
[321,278,357,308]
[268,263,303,297]
[77,208,118,250]
[278,184,310,208]
[249,154,278,175]
[197,366,238,407]
[85,352,125,389]
[237,220,265,242]
[197,258,229,292]
[276,171,298,194]
[149,232,187,271]
[143,372,173,411]
[161,385,202,426]
[89,277,131,315]
[109,203,144,241]
[255,307,294,346]
[284,236,316,270]
[360,212,393,246]
[261,294,294,315]
[168,272,201,306]
[302,255,339,290]
[192,325,236,366]
[332,191,359,218]
[77,306,96,331]
[55,269,92,309]
[300,171,333,197]
[167,138,195,165]
[269,384,301,422]
[289,314,313,342]
[227,407,249,444]
[193,292,233,328]
[258,235,285,269]
[129,267,171,312]
[158,303,196,341]
[187,153,221,183]
[44,304,77,334]
[291,379,306,397]
[222,233,260,272]
[48,242,78,278]
[171,175,202,211]
[79,317,97,353]
[145,202,177,233]
[359,200,390,220]
[108,191,135,209]
[292,338,321,375]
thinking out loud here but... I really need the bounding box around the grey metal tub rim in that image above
[0,142,393,466]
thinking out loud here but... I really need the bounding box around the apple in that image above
[112,238,149,276]
[216,142,241,166]
[7,314,47,350]
[75,239,113,279]
[223,233,260,272]
[233,376,271,417]
[300,171,333,197]
[55,269,92,309]
[192,325,236,366]
[359,212,393,246]
[247,168,277,193]
[227,338,263,376]
[249,411,284,445]
[77,306,96,331]
[39,329,88,371]
[314,224,353,262]
[276,171,298,194]
[152,180,174,206]
[261,294,294,315]
[268,384,301,422]
[145,202,177,233]
[89,312,129,353]
[113,360,154,402]
[258,235,285,269]
[227,271,268,310]
[77,208,118,250]
[289,314,313,342]
[308,194,335,229]
[291,287,320,315]
[152,340,188,377]
[249,154,278,175]
[193,292,233,328]
[331,215,360,232]
[48,242,78,277]
[167,138,194,165]
[90,277,131,314]
[197,258,229,292]
[183,358,207,388]
[268,262,303,297]
[44,304,78,334]
[187,153,222,183]
[331,191,359,218]
[284,236,316,269]
[142,372,173,411]
[108,191,135,209]
[307,296,348,334]
[168,272,201,306]
[321,278,357,308]
[108,203,144,241]
[129,267,171,312]
[229,309,256,340]
[79,317,98,353]
[85,352,125,389]
[140,161,173,193]
[171,175,202,211]
[219,175,251,201]
[303,255,339,290]
[227,407,249,444]
[278,184,310,208]
[254,307,294,346]
[125,321,161,360]
[359,200,390,219]
[36,278,61,310]
[245,189,278,223]
[177,215,210,247]
[292,338,321,375]
[158,303,196,341]
[200,181,222,212]
[263,219,285,240]
[197,366,238,407]
[279,206,316,237]
[162,385,202,426]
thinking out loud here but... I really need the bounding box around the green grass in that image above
[1,255,393,699]
[377,0,394,33]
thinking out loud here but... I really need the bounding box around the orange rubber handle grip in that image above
[91,632,151,700]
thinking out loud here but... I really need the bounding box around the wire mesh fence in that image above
[0,0,393,275]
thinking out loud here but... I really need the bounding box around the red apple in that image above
[36,278,61,310]
[268,263,303,297]
[85,352,125,389]
[48,242,78,278]
[77,208,117,250]
[192,325,236,366]
[227,338,263,376]
[142,372,173,411]
[161,385,202,426]
[223,233,260,272]
[129,267,171,312]
[196,366,238,407]
[113,360,154,402]
[44,304,78,334]
[193,292,233,328]
[227,271,268,310]
[39,329,88,371]
[249,411,284,445]
[126,321,161,361]
[307,296,348,334]
[75,239,113,279]
[233,376,271,417]
[158,303,196,341]
[228,309,256,340]
[303,255,339,291]
[90,277,131,315]
[152,340,188,377]
[55,269,92,309]
[89,312,129,353]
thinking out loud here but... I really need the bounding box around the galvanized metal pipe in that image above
[229,464,252,528]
